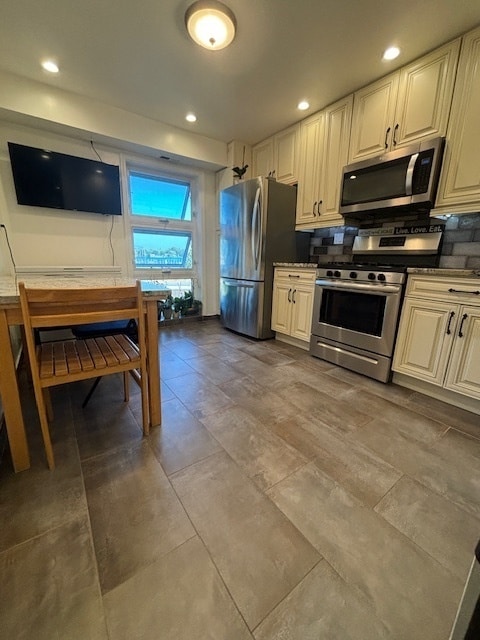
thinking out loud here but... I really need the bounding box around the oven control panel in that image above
[319,267,405,285]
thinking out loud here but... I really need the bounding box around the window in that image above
[132,229,192,269]
[127,167,197,297]
[129,173,192,220]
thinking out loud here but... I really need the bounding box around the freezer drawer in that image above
[220,278,273,340]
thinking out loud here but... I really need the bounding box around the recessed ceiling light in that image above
[383,46,400,61]
[186,113,197,123]
[41,60,59,73]
[297,100,310,111]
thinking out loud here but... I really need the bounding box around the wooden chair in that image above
[19,281,149,469]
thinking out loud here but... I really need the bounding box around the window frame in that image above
[125,163,198,282]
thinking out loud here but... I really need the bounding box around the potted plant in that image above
[161,294,173,320]
[173,296,185,318]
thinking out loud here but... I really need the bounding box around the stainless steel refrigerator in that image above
[220,176,308,339]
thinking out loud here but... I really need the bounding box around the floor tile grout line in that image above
[249,556,325,634]
[158,448,255,635]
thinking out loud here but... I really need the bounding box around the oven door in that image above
[311,279,403,357]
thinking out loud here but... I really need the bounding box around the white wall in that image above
[0,69,227,171]
[0,120,221,315]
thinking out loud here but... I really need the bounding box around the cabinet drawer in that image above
[406,275,480,305]
[274,268,317,285]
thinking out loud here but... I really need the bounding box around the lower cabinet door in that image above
[271,281,292,334]
[393,298,457,385]
[290,285,314,341]
[444,306,480,399]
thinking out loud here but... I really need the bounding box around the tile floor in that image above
[1,318,479,639]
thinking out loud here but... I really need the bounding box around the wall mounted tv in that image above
[7,142,122,216]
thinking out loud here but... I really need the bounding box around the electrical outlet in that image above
[333,232,344,245]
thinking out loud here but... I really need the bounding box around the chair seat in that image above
[38,334,140,385]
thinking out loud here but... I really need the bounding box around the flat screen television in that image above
[7,142,122,215]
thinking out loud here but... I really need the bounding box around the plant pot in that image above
[163,308,172,320]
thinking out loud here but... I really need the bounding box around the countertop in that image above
[273,262,317,268]
[407,268,480,278]
[0,275,170,306]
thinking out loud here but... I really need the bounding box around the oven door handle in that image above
[315,280,402,295]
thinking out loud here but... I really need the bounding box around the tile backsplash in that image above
[308,213,480,268]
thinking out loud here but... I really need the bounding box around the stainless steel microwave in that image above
[339,137,445,216]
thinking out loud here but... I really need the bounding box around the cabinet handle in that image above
[288,288,292,303]
[292,289,296,304]
[446,310,455,335]
[288,274,301,278]
[448,288,480,295]
[458,313,468,338]
[317,200,323,215]
[313,201,317,216]
[393,123,399,146]
[272,170,276,178]
[384,126,391,148]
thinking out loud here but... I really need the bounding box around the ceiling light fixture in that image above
[186,113,197,122]
[185,0,236,51]
[297,100,310,111]
[383,46,400,61]
[41,60,59,73]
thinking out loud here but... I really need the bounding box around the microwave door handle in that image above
[405,153,419,196]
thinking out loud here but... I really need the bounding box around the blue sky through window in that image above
[129,173,191,219]
[133,229,192,268]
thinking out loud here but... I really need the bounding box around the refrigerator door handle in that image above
[224,280,254,288]
[251,186,262,270]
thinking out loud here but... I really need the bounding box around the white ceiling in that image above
[1,0,479,146]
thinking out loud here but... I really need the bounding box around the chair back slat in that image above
[19,284,139,329]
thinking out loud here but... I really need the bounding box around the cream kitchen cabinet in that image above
[295,111,324,227]
[349,38,460,162]
[393,275,480,400]
[435,26,480,213]
[317,95,353,224]
[295,95,352,229]
[252,124,299,184]
[271,268,316,344]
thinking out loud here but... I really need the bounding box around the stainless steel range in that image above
[309,227,443,382]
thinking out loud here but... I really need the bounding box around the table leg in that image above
[0,310,30,471]
[145,300,161,427]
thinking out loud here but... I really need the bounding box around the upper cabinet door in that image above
[348,74,398,162]
[436,26,480,211]
[349,38,460,163]
[296,111,324,226]
[318,94,353,222]
[395,38,460,149]
[252,126,298,184]
[252,138,274,179]
[274,125,298,185]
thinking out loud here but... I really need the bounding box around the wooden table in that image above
[0,276,169,472]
